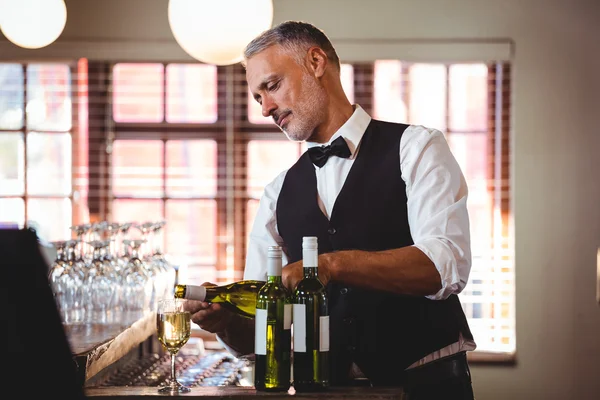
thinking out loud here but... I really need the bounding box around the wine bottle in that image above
[254,246,293,392]
[292,236,329,392]
[174,280,265,318]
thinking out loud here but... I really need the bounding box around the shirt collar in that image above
[306,104,372,158]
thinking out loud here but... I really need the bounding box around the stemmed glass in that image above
[156,298,191,394]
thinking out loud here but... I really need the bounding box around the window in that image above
[0,63,74,242]
[6,57,511,358]
[244,60,514,358]
[373,60,514,357]
[106,63,220,284]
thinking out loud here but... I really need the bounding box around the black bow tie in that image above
[307,136,351,168]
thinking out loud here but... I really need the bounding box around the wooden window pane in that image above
[340,64,354,104]
[113,63,164,122]
[246,198,259,247]
[247,140,305,198]
[447,132,488,181]
[447,132,491,252]
[166,140,217,197]
[27,198,71,241]
[112,199,162,225]
[26,64,71,131]
[26,132,71,196]
[166,64,218,123]
[449,64,488,131]
[165,199,216,267]
[373,60,407,123]
[0,198,24,227]
[0,64,24,130]
[112,140,163,197]
[0,132,24,195]
[409,64,446,130]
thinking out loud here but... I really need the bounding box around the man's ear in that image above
[307,47,328,78]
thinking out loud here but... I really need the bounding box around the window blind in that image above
[3,58,513,357]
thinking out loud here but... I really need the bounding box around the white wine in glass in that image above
[156,298,191,394]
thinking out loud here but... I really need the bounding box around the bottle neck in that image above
[267,254,282,280]
[302,247,318,278]
[303,266,318,278]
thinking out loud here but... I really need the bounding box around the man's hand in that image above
[183,282,233,333]
[282,253,333,291]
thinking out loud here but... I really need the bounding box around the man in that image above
[187,20,476,399]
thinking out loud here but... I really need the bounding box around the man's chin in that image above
[282,129,301,142]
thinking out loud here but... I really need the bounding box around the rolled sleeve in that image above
[401,125,472,300]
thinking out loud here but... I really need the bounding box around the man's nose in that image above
[261,96,276,118]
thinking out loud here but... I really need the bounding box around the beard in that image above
[281,73,328,142]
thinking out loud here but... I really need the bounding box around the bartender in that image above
[187,20,476,400]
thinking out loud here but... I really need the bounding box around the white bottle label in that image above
[292,304,306,352]
[284,304,292,330]
[320,315,330,352]
[255,308,267,355]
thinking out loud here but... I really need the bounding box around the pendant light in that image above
[0,0,67,49]
[168,0,274,65]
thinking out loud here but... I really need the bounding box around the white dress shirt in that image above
[244,104,476,368]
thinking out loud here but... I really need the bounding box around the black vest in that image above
[276,119,473,385]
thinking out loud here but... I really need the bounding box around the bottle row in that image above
[175,236,329,392]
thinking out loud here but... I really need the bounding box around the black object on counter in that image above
[0,228,86,399]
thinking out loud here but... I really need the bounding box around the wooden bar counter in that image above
[66,316,404,399]
[85,385,405,399]
[66,313,156,385]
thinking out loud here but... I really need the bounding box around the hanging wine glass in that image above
[48,240,69,324]
[70,223,92,265]
[149,220,173,298]
[122,238,154,326]
[101,238,125,325]
[135,222,163,312]
[64,239,87,325]
[85,239,118,325]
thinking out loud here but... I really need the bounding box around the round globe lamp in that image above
[168,0,274,65]
[0,0,67,49]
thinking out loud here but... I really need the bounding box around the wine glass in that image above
[156,298,191,394]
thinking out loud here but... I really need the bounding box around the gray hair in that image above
[242,21,341,71]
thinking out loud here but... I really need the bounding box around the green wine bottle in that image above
[174,280,265,318]
[292,236,329,392]
[254,246,292,392]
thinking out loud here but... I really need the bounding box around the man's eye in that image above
[268,81,280,91]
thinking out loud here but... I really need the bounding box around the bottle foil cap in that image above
[186,285,207,301]
[302,236,318,249]
[268,245,282,258]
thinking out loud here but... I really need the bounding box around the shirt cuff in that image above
[413,239,467,300]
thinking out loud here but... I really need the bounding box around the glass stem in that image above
[171,353,177,385]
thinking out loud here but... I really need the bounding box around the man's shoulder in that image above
[371,120,445,139]
[370,118,411,133]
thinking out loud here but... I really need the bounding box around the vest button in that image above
[347,345,356,352]
[340,287,349,295]
[328,227,337,235]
